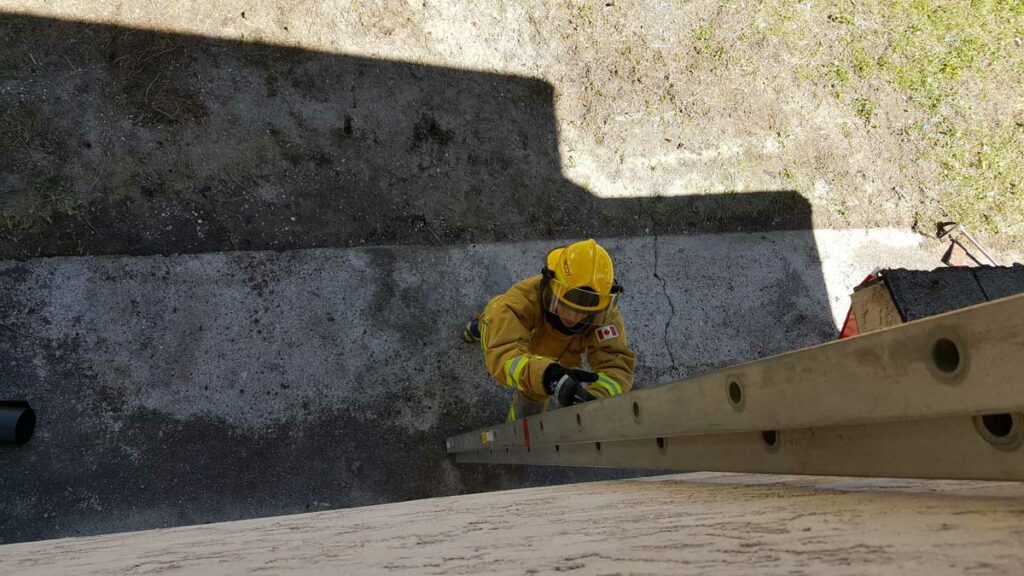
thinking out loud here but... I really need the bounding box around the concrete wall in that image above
[0,230,937,543]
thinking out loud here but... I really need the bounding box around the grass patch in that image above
[694,24,714,43]
[878,1,1010,111]
[759,0,1024,246]
[877,0,1024,243]
[826,65,850,98]
[566,1,597,26]
[850,42,874,77]
[694,24,726,59]
[853,97,876,122]
[937,120,1024,238]
[0,100,83,234]
[0,174,83,235]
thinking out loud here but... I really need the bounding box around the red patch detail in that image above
[596,325,619,342]
[522,418,531,450]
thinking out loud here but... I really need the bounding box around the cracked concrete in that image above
[651,234,678,371]
[1,229,942,543]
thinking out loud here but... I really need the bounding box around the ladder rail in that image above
[447,293,1024,480]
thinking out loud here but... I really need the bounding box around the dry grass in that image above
[758,0,1024,247]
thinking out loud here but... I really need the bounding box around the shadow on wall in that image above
[1,14,810,257]
[0,14,833,545]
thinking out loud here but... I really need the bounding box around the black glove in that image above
[570,382,596,405]
[542,363,568,395]
[543,363,598,407]
[566,368,599,384]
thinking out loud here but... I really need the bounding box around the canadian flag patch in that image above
[595,325,619,342]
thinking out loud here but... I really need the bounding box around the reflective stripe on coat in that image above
[479,275,635,401]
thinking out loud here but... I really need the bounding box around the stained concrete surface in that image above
[6,473,1024,575]
[0,229,939,544]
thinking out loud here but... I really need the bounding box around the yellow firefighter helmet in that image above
[543,239,618,314]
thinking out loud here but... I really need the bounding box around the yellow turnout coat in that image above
[479,275,636,403]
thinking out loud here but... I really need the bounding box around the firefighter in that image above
[462,239,636,421]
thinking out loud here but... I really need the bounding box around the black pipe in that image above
[0,401,35,445]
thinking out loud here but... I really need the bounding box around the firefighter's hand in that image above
[543,364,597,407]
[570,383,596,405]
[543,364,599,392]
[542,363,569,395]
[554,375,595,407]
[543,363,575,407]
[566,368,599,383]
[563,369,598,405]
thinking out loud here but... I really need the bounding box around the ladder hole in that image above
[982,413,1014,438]
[932,338,960,373]
[728,381,744,408]
[539,419,544,432]
[555,444,560,452]
[762,430,778,448]
[632,401,640,420]
[576,413,582,428]
[973,413,1023,450]
[656,437,665,450]
[595,442,602,452]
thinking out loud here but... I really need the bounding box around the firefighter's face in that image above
[555,302,588,327]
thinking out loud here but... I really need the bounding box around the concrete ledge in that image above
[5,472,1024,575]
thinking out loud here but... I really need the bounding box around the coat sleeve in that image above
[584,307,636,398]
[479,289,554,402]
